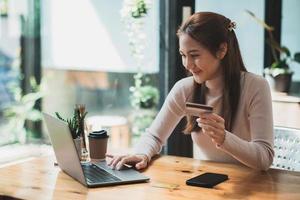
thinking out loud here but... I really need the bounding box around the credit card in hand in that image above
[185,102,213,117]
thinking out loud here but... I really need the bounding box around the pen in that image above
[105,154,133,168]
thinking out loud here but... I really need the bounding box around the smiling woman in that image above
[107,11,274,171]
[176,12,247,133]
[178,34,226,85]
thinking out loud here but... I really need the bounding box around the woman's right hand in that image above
[106,154,149,170]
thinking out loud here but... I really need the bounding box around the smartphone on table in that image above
[186,172,228,188]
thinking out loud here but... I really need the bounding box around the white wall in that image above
[41,0,159,73]
[282,0,300,81]
[195,0,265,75]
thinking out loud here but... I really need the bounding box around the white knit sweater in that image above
[133,72,274,170]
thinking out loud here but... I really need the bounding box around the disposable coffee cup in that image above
[88,130,109,162]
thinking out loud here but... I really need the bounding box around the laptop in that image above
[43,113,149,188]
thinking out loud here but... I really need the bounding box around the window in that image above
[282,0,300,81]
[195,0,265,75]
[41,0,160,149]
[0,0,27,145]
[42,0,159,73]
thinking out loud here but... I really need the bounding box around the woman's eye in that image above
[191,54,199,58]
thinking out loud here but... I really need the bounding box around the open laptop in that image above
[43,113,149,188]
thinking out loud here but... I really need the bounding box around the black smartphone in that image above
[186,172,228,188]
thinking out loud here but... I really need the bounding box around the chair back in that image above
[272,126,300,171]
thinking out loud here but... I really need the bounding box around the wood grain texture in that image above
[1,155,300,200]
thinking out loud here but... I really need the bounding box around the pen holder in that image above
[74,137,82,158]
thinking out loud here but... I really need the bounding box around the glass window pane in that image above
[195,0,265,75]
[0,0,27,145]
[282,0,300,81]
[42,0,159,73]
[42,0,160,149]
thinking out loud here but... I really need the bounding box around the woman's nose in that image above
[185,57,195,70]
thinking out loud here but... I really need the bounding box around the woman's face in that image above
[179,34,223,84]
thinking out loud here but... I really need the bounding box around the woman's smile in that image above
[191,69,203,75]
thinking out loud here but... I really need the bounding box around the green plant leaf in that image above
[270,60,289,69]
[26,110,43,121]
[294,52,300,63]
[3,108,18,118]
[280,46,291,57]
[55,112,67,122]
[245,10,274,31]
[265,67,293,77]
[4,104,27,118]
[266,39,291,57]
[272,68,285,77]
[21,92,43,104]
[131,0,148,18]
[29,76,39,90]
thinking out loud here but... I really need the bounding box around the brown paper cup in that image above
[88,130,109,162]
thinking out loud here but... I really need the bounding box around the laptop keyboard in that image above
[82,164,122,183]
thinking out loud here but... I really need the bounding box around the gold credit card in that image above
[185,102,213,117]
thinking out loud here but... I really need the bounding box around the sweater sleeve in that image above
[133,78,192,161]
[218,77,274,170]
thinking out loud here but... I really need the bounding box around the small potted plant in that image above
[246,10,300,93]
[55,104,88,161]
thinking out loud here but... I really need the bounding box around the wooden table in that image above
[0,155,300,200]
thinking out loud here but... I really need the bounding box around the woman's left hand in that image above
[196,113,226,146]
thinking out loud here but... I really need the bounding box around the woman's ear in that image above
[216,42,228,59]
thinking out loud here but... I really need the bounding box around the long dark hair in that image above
[177,12,247,133]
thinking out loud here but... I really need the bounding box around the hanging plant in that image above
[121,0,159,140]
[121,0,158,110]
[120,0,152,65]
[129,72,159,109]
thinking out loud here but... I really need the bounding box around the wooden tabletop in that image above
[0,155,300,200]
